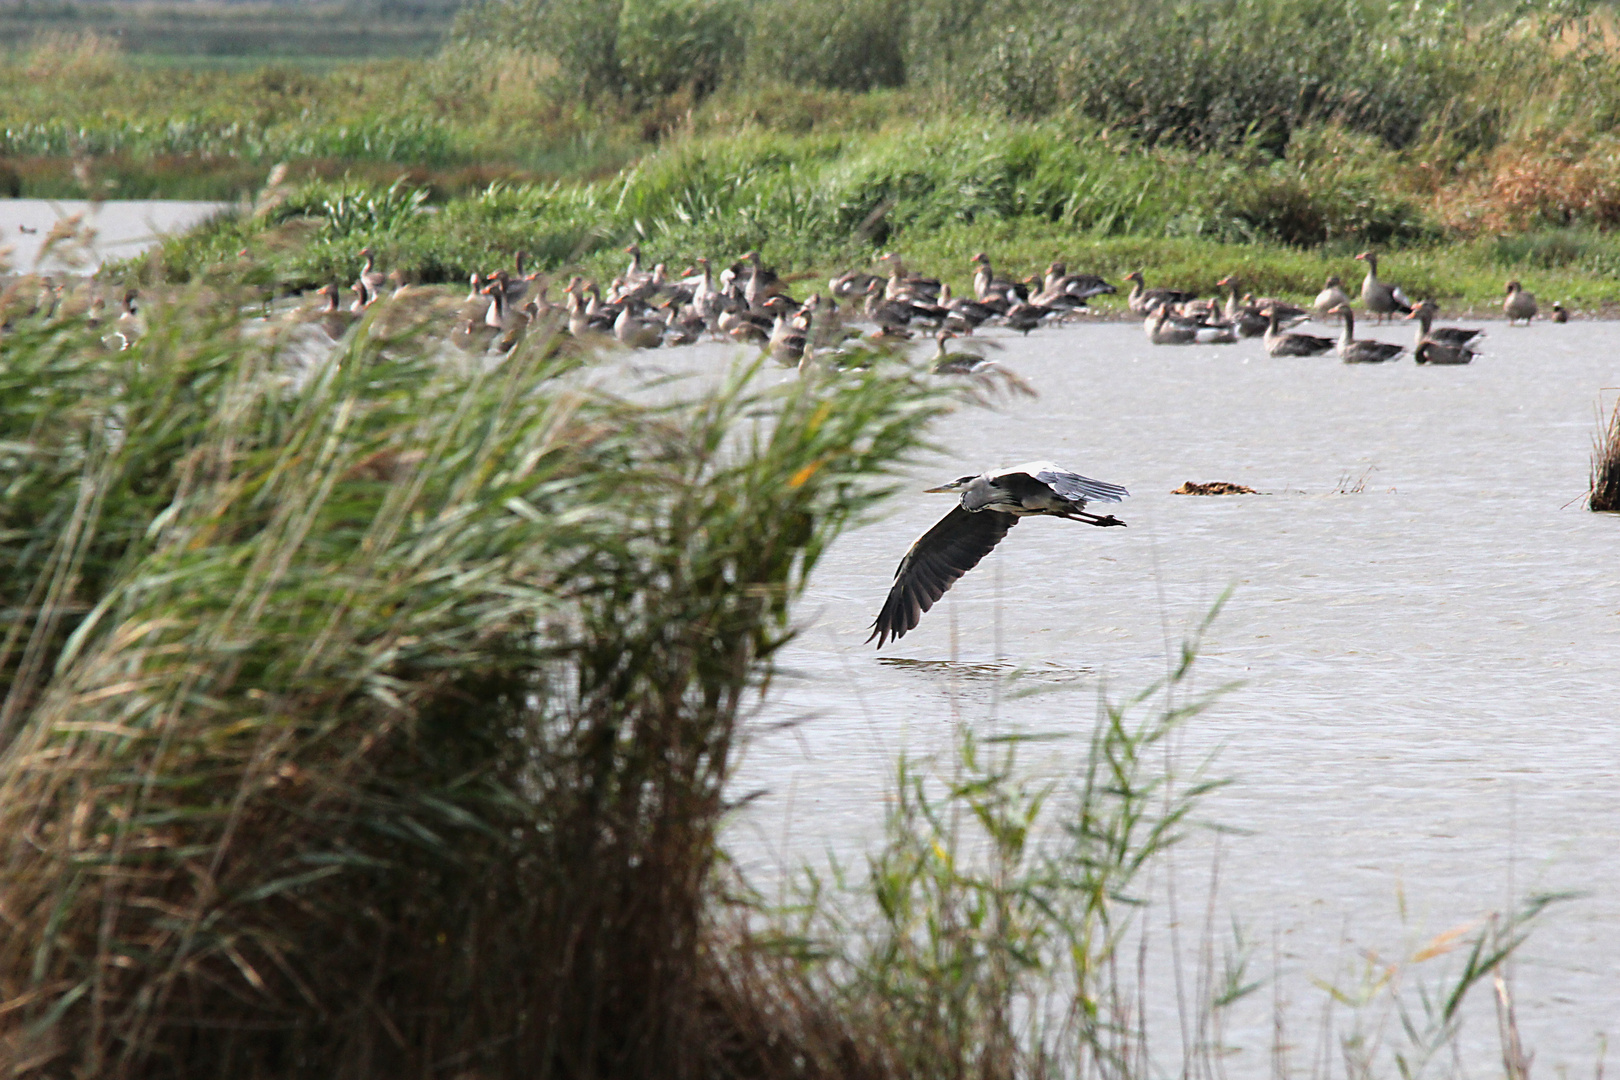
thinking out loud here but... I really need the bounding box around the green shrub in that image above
[743,0,907,92]
[617,0,744,100]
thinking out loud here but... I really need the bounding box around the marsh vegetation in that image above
[0,272,1591,1077]
[7,0,1620,306]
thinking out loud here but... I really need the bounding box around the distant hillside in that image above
[0,0,463,61]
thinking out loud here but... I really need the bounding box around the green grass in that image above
[123,124,1620,313]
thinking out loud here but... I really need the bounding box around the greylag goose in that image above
[768,309,809,365]
[1313,275,1352,320]
[478,281,528,352]
[1028,277,1093,319]
[1413,339,1473,365]
[660,300,706,346]
[718,303,773,344]
[928,330,993,374]
[742,250,782,303]
[1002,294,1054,334]
[565,278,614,337]
[1261,307,1334,356]
[358,247,387,298]
[864,280,942,330]
[1217,276,1307,337]
[970,253,1027,303]
[1123,271,1196,317]
[1042,262,1115,300]
[623,243,653,287]
[613,303,664,349]
[1355,252,1412,323]
[830,269,883,300]
[880,252,942,301]
[1329,305,1405,363]
[1145,307,1236,345]
[304,283,353,341]
[1503,280,1538,324]
[1404,299,1483,351]
[939,282,996,330]
[1551,301,1568,323]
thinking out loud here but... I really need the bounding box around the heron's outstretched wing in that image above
[868,507,1018,648]
[1032,468,1128,504]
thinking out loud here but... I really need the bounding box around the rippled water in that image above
[0,198,226,271]
[668,318,1619,1072]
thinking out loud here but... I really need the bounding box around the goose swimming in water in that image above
[1123,270,1197,317]
[1329,305,1405,363]
[868,462,1128,647]
[1261,307,1335,356]
[1405,299,1484,352]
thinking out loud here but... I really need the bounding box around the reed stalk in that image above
[0,287,944,1077]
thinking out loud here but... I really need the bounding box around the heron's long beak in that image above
[923,483,961,493]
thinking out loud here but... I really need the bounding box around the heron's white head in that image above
[924,475,977,493]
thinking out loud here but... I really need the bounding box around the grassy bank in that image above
[122,124,1620,313]
[11,1,1620,308]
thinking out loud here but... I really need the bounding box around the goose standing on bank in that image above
[970,253,1027,304]
[1329,305,1405,363]
[1355,252,1412,323]
[867,463,1128,647]
[830,268,883,300]
[1262,307,1335,356]
[1504,280,1538,325]
[1217,276,1307,337]
[357,247,387,300]
[1043,262,1116,301]
[1314,275,1353,320]
[1122,271,1197,317]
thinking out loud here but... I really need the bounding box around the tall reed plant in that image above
[1592,393,1620,511]
[0,289,945,1076]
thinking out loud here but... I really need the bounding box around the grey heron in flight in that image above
[868,462,1128,648]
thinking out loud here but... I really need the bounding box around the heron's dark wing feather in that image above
[868,507,1018,647]
[1033,469,1128,504]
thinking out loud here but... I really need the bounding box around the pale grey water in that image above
[0,198,227,271]
[657,319,1620,1074]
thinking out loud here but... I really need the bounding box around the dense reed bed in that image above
[0,286,946,1075]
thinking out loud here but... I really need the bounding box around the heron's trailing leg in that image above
[1072,511,1127,527]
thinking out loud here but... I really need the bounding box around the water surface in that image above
[686,318,1620,1072]
[0,198,227,271]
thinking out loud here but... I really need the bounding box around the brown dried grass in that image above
[1592,394,1620,512]
[1440,133,1620,235]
